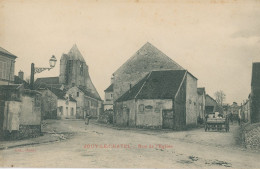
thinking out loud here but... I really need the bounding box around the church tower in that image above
[59,44,100,99]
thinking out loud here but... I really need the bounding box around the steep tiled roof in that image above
[104,84,113,92]
[197,87,205,95]
[67,44,85,62]
[48,87,76,102]
[78,86,102,101]
[251,62,260,87]
[35,77,59,85]
[0,84,22,90]
[114,42,184,75]
[116,70,187,102]
[0,46,17,58]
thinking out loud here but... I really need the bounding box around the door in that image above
[162,109,174,129]
[123,108,130,126]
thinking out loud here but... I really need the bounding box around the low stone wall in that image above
[3,125,41,140]
[240,123,260,150]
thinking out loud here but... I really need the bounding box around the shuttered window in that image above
[0,61,7,80]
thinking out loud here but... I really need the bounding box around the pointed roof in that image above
[114,42,184,75]
[67,44,85,62]
[78,86,102,101]
[47,87,76,102]
[0,46,17,58]
[116,70,187,102]
[104,84,113,92]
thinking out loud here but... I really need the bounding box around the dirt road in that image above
[1,120,259,168]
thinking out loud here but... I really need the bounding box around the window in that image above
[60,106,63,115]
[0,61,7,80]
[139,104,144,112]
[80,62,83,75]
[68,60,73,73]
[77,92,79,97]
[111,94,113,98]
[71,108,74,116]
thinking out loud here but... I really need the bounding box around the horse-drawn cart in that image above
[204,116,229,132]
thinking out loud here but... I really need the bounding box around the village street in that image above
[1,120,260,169]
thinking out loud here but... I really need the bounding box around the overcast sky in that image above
[1,0,260,104]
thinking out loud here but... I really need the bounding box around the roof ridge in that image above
[174,71,187,99]
[134,72,152,99]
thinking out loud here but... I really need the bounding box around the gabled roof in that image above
[48,87,76,102]
[113,42,184,75]
[14,76,30,89]
[0,84,22,90]
[206,94,217,103]
[35,77,59,85]
[116,70,187,102]
[78,86,102,101]
[67,44,85,62]
[0,46,17,58]
[251,62,260,87]
[104,84,113,92]
[197,87,205,95]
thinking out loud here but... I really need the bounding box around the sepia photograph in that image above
[0,0,260,168]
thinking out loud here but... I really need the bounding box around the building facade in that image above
[35,44,102,119]
[104,84,114,111]
[251,62,260,123]
[115,70,198,129]
[0,84,42,139]
[205,94,217,114]
[197,87,206,122]
[67,86,102,119]
[39,87,77,119]
[0,47,17,85]
[112,42,184,102]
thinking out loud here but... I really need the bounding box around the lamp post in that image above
[30,55,57,90]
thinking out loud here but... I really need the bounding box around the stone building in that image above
[104,83,114,111]
[197,87,206,121]
[35,44,102,119]
[0,84,42,139]
[112,42,184,102]
[0,46,17,85]
[205,94,217,114]
[250,62,260,123]
[115,70,198,129]
[241,98,251,123]
[66,86,102,119]
[39,87,77,120]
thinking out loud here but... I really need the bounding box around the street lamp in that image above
[30,55,57,89]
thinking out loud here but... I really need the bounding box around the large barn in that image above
[115,70,198,129]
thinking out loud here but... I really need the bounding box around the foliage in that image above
[214,90,226,106]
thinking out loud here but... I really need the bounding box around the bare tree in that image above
[214,90,226,106]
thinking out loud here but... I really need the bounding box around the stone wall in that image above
[185,73,198,126]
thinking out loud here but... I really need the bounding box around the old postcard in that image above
[0,0,260,168]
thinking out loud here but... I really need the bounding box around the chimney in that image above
[18,70,24,80]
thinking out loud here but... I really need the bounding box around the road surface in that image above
[0,119,259,168]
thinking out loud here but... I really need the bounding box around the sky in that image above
[0,0,260,104]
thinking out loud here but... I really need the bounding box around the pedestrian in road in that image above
[85,114,91,125]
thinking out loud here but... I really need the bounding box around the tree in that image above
[214,90,226,106]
